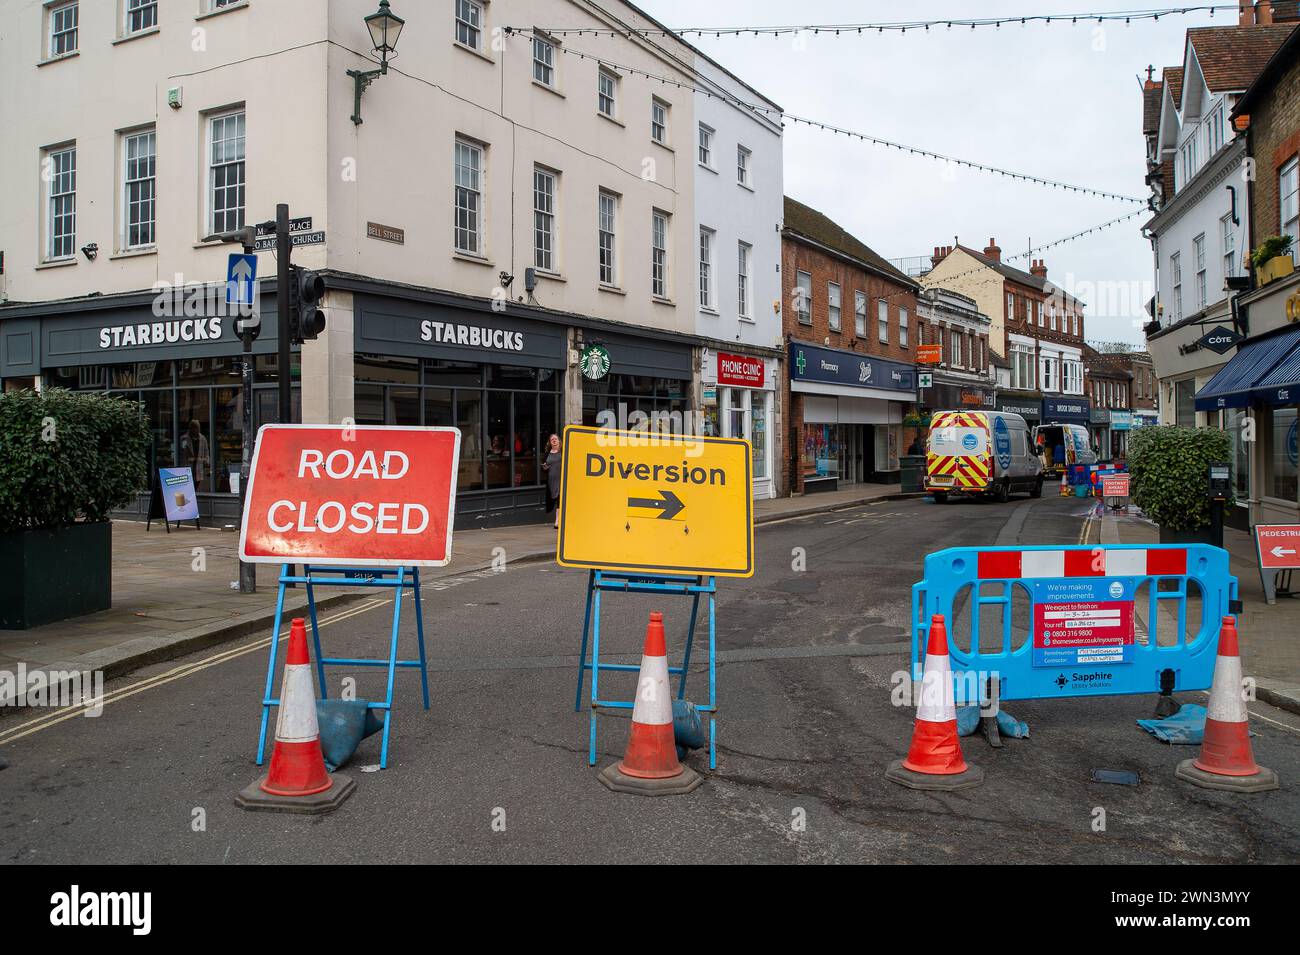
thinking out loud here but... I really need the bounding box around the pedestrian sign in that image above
[239,424,461,567]
[226,253,257,306]
[556,425,753,577]
[1256,524,1300,570]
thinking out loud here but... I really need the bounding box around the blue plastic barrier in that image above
[911,545,1237,702]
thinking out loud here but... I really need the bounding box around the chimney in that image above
[983,238,1001,262]
[1240,0,1279,25]
[1030,259,1048,278]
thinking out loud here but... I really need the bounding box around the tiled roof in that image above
[1234,22,1300,114]
[783,196,917,287]
[1142,81,1163,135]
[1162,66,1184,107]
[951,245,1083,307]
[1186,24,1296,93]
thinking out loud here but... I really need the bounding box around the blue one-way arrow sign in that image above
[226,253,257,306]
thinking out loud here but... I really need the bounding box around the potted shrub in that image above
[1128,425,1234,544]
[0,388,149,629]
[1250,234,1295,285]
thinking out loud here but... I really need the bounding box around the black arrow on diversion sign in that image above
[627,489,686,520]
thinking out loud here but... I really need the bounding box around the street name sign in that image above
[556,425,754,577]
[1256,524,1300,570]
[239,424,461,567]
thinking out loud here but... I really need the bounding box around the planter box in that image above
[0,522,112,629]
[1257,254,1295,286]
[1158,525,1213,546]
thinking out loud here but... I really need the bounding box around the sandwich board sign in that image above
[239,424,461,567]
[556,425,754,577]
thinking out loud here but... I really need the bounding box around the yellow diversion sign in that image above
[556,426,754,577]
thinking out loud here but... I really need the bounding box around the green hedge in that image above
[1127,425,1234,532]
[0,388,150,533]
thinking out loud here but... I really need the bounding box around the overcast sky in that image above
[633,0,1218,346]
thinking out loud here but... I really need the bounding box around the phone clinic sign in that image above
[239,425,461,567]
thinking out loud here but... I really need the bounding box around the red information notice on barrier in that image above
[1102,474,1130,497]
[1256,524,1300,570]
[239,425,461,567]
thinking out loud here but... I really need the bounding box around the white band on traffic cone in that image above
[916,649,956,723]
[274,664,321,743]
[1206,653,1247,724]
[630,652,672,726]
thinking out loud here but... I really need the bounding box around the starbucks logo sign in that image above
[579,344,610,381]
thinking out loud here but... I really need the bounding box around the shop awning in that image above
[1194,325,1300,411]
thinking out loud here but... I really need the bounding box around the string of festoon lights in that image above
[871,208,1148,304]
[512,4,1245,38]
[505,31,1146,204]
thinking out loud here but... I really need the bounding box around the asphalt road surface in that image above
[3,495,1298,864]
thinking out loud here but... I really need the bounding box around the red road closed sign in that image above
[1256,524,1300,570]
[239,425,461,567]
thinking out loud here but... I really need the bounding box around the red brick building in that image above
[782,196,921,494]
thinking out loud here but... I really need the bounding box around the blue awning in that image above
[1194,325,1300,411]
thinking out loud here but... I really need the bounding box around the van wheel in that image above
[932,491,949,505]
[993,479,1010,504]
[1030,476,1044,499]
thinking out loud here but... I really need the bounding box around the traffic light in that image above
[287,265,326,343]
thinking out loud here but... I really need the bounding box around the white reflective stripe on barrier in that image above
[631,654,673,726]
[1021,551,1065,578]
[274,665,320,743]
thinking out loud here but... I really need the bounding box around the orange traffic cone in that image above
[237,619,356,813]
[887,614,984,790]
[1058,470,1069,497]
[598,612,702,796]
[1176,617,1279,792]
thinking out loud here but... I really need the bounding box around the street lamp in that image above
[347,1,405,125]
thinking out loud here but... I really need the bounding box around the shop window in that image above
[457,392,484,491]
[1174,379,1196,429]
[1271,407,1297,502]
[751,394,768,480]
[423,388,453,427]
[353,385,385,425]
[355,353,418,384]
[213,386,241,492]
[513,391,539,487]
[388,387,420,426]
[486,391,512,489]
[423,358,482,388]
[488,365,537,389]
[177,391,212,492]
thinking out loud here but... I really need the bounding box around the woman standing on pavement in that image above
[542,433,563,529]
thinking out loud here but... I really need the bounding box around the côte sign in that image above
[239,425,461,567]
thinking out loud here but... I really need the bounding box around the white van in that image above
[926,411,1043,504]
[1033,422,1098,476]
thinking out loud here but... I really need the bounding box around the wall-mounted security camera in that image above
[80,243,98,261]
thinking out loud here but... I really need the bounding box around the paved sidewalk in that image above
[0,482,914,702]
[1102,509,1300,714]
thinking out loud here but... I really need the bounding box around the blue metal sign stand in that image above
[911,544,1237,703]
[256,563,429,770]
[574,569,718,769]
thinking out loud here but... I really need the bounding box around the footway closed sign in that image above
[556,426,753,577]
[239,425,461,567]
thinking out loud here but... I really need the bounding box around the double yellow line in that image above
[0,598,387,748]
